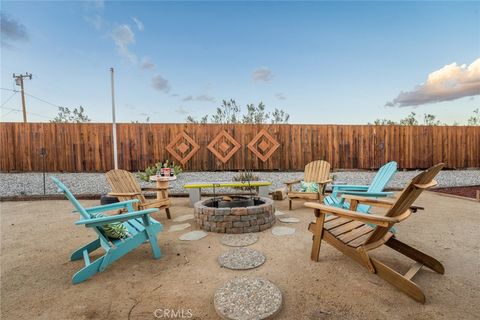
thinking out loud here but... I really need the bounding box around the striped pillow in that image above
[90,212,130,239]
[300,181,319,193]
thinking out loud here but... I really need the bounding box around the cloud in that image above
[175,106,189,115]
[386,58,480,107]
[275,93,286,100]
[152,74,171,93]
[252,67,274,82]
[140,56,155,70]
[83,0,106,30]
[111,24,136,62]
[132,17,144,31]
[91,0,104,10]
[84,14,104,30]
[1,13,29,46]
[182,94,216,102]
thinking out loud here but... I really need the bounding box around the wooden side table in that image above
[149,175,177,216]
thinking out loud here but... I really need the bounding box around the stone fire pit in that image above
[194,196,275,233]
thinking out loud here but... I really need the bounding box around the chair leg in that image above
[144,226,161,259]
[386,237,445,274]
[308,210,325,261]
[370,257,426,303]
[72,257,103,284]
[165,207,171,219]
[71,238,101,261]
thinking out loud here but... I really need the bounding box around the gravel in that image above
[1,170,479,197]
[214,277,282,320]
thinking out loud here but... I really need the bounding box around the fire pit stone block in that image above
[194,197,275,234]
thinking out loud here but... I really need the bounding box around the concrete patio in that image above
[1,192,479,319]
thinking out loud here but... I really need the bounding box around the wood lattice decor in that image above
[247,129,280,162]
[165,132,200,165]
[207,130,241,163]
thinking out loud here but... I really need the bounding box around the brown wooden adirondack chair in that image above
[285,160,332,210]
[305,163,445,303]
[106,169,171,219]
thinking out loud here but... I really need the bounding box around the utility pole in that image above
[110,67,118,169]
[13,73,32,123]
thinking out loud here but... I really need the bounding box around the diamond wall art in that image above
[247,129,280,162]
[166,132,200,165]
[207,130,241,163]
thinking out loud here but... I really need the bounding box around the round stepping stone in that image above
[274,210,286,216]
[214,276,282,320]
[173,214,194,222]
[271,226,295,236]
[221,233,259,247]
[168,223,191,232]
[218,248,266,270]
[278,216,300,223]
[179,230,208,241]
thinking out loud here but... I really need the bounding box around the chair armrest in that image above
[76,208,159,227]
[285,178,302,185]
[341,191,394,197]
[332,185,369,192]
[341,194,395,208]
[414,180,437,189]
[318,179,333,185]
[108,192,140,197]
[304,202,409,227]
[84,200,140,214]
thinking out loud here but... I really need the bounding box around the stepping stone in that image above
[173,214,194,222]
[221,233,259,247]
[168,223,191,232]
[214,276,282,320]
[271,226,295,236]
[274,210,286,216]
[179,230,208,241]
[278,216,300,223]
[218,248,266,270]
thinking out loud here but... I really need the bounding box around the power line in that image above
[1,87,60,109]
[24,92,61,109]
[0,106,54,120]
[1,91,17,108]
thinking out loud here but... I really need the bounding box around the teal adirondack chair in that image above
[324,161,398,213]
[52,177,163,284]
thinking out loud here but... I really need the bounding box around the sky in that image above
[1,0,479,124]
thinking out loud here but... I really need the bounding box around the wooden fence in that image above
[1,122,479,172]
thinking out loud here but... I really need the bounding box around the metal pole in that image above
[40,148,47,195]
[110,68,118,169]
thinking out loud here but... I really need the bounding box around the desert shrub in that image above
[232,170,259,191]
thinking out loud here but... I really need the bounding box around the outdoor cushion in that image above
[300,181,319,193]
[89,212,130,239]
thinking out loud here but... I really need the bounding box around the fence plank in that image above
[0,122,478,172]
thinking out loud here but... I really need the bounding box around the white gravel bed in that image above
[0,170,479,197]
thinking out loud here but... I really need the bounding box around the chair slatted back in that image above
[367,161,397,193]
[304,160,331,184]
[52,177,114,246]
[106,169,146,204]
[51,177,91,220]
[364,163,444,245]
